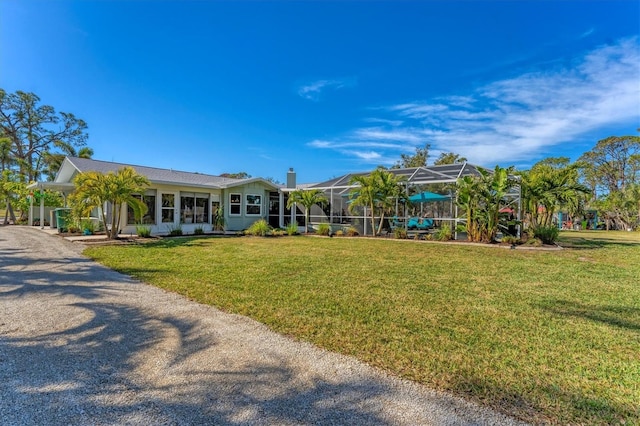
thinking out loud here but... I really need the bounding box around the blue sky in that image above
[1,1,639,184]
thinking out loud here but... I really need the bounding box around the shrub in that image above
[167,223,183,236]
[394,227,408,239]
[136,225,152,238]
[194,226,205,235]
[270,229,285,236]
[80,219,95,235]
[286,223,299,236]
[317,223,331,236]
[532,225,559,244]
[434,224,452,241]
[334,230,344,237]
[246,219,270,236]
[524,237,543,247]
[345,226,359,237]
[501,235,520,245]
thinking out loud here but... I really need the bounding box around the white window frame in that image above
[245,194,262,216]
[229,193,241,216]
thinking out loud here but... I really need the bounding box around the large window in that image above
[230,193,241,215]
[161,194,174,223]
[181,192,209,224]
[246,194,262,216]
[127,192,156,225]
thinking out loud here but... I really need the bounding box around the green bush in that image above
[246,219,270,236]
[394,227,408,239]
[501,235,520,245]
[532,225,559,244]
[434,224,452,241]
[136,225,152,238]
[194,225,205,235]
[167,223,183,236]
[345,226,359,237]
[286,223,299,236]
[316,223,331,236]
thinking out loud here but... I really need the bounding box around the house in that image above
[28,157,284,234]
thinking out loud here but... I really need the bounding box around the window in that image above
[181,192,209,224]
[246,194,262,216]
[230,193,241,215]
[161,194,174,223]
[127,192,156,225]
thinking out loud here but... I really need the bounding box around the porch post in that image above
[28,193,33,227]
[39,188,45,229]
[279,191,284,228]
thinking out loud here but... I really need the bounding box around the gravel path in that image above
[0,226,528,425]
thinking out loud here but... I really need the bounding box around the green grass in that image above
[84,231,640,425]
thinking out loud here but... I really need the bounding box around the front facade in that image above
[29,157,282,235]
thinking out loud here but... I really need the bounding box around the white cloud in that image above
[309,37,640,167]
[297,77,356,101]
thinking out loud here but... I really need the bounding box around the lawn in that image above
[84,231,640,425]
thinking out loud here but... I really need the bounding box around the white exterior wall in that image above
[120,184,222,236]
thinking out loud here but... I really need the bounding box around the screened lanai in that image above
[284,162,521,237]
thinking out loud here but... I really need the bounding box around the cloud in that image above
[308,37,640,168]
[297,77,356,101]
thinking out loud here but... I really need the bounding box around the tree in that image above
[69,167,150,239]
[434,152,467,165]
[42,146,94,181]
[579,134,640,230]
[286,189,328,233]
[519,158,590,229]
[456,166,517,243]
[579,135,640,194]
[349,168,407,236]
[392,144,430,169]
[0,89,89,182]
[220,172,251,179]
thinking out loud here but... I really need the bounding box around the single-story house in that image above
[28,157,290,234]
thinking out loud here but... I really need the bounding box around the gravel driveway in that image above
[0,226,528,425]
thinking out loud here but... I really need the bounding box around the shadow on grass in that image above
[457,375,637,425]
[538,299,640,332]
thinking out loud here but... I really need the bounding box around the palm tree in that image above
[349,168,406,236]
[286,188,328,233]
[456,166,516,243]
[70,167,149,239]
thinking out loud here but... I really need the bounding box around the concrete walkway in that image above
[0,226,528,425]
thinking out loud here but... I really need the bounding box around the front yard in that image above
[84,231,640,425]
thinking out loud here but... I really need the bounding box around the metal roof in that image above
[308,162,489,191]
[61,157,245,188]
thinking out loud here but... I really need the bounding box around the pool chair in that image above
[407,217,434,230]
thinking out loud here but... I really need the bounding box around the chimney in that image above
[287,167,296,189]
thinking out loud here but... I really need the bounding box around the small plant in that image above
[524,237,543,247]
[213,205,225,231]
[270,229,285,236]
[246,219,270,236]
[334,230,344,237]
[80,219,95,235]
[532,225,559,244]
[167,223,183,236]
[136,225,152,238]
[501,235,520,245]
[434,224,452,241]
[394,227,408,239]
[194,225,205,235]
[345,226,359,237]
[286,223,299,236]
[316,223,331,236]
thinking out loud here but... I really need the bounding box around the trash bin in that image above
[55,208,71,233]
